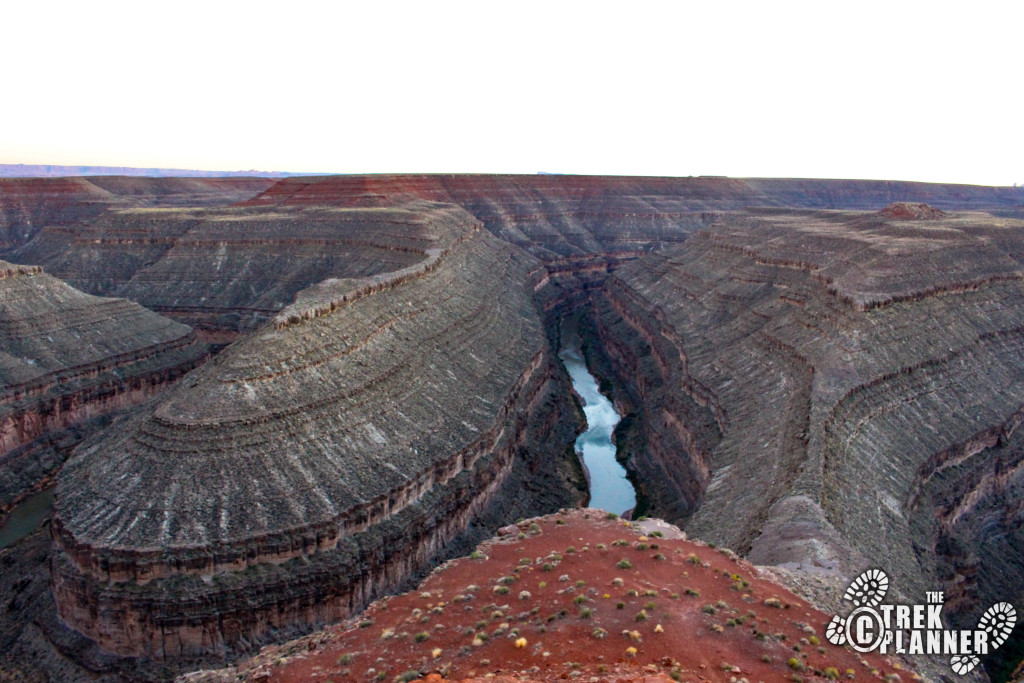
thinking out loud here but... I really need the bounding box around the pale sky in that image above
[4,1,1021,185]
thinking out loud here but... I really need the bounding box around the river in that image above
[0,487,55,549]
[558,319,637,517]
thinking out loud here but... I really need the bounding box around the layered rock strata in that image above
[244,174,1024,255]
[14,205,450,335]
[10,176,1023,338]
[0,176,273,251]
[50,202,583,660]
[0,260,208,515]
[584,207,1024,623]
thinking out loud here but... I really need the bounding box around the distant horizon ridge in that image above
[0,164,1020,188]
[0,163,334,179]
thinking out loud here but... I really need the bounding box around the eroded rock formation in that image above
[49,202,584,660]
[1,174,1022,679]
[12,205,458,337]
[582,207,1024,631]
[0,260,208,517]
[0,176,274,251]
[10,176,1024,338]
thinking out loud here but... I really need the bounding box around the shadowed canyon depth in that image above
[1,174,1023,682]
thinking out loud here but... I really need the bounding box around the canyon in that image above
[0,259,209,525]
[1,175,1023,681]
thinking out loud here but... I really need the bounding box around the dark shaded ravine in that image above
[558,316,637,517]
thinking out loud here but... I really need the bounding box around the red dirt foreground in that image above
[181,510,916,683]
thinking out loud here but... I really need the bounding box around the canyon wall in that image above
[7,176,1023,338]
[584,207,1024,631]
[0,176,273,251]
[0,260,209,518]
[3,174,1023,677]
[11,205,457,336]
[243,174,1024,255]
[49,202,584,660]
